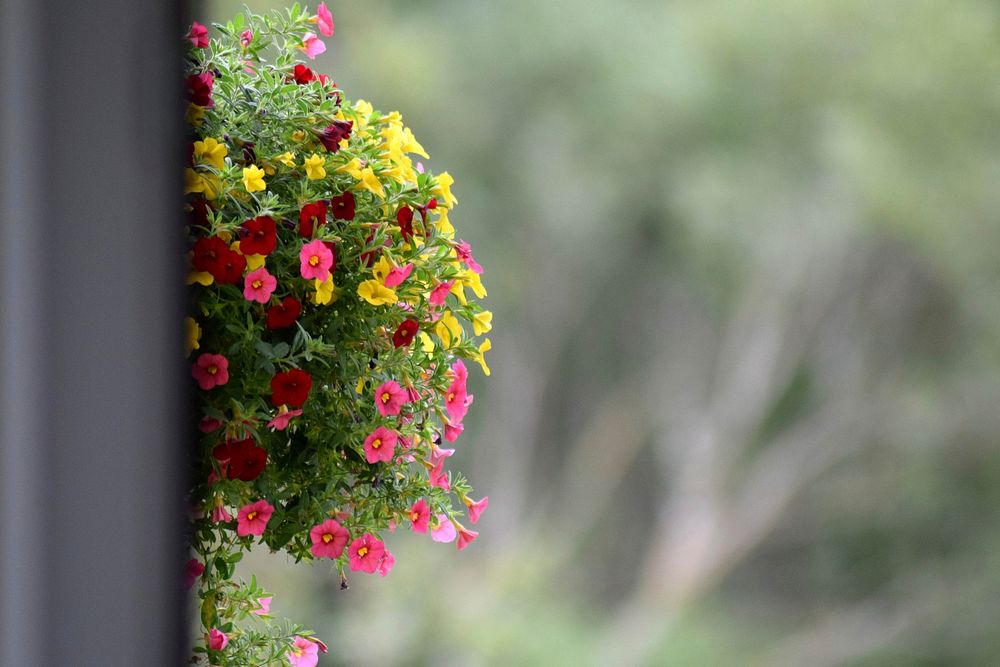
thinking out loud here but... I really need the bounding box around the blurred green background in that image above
[207,1,1000,664]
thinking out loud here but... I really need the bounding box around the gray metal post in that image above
[0,1,187,664]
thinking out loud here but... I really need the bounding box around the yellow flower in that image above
[450,281,467,306]
[185,104,205,126]
[474,338,492,376]
[372,256,393,284]
[184,169,220,200]
[312,276,337,305]
[242,165,266,193]
[433,171,457,208]
[292,129,307,142]
[472,310,493,336]
[435,209,455,237]
[356,167,385,198]
[353,99,373,132]
[276,151,296,167]
[357,280,397,306]
[185,317,202,356]
[401,126,428,158]
[435,310,462,348]
[186,270,213,286]
[355,376,366,394]
[245,254,266,270]
[419,332,435,353]
[303,154,326,180]
[193,137,227,169]
[336,157,364,180]
[459,269,487,299]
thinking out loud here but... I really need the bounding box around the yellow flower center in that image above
[411,511,419,522]
[380,393,390,403]
[372,438,381,449]
[357,546,369,558]
[309,255,319,266]
[247,511,257,521]
[322,533,333,544]
[447,391,455,403]
[252,279,263,289]
[208,365,217,375]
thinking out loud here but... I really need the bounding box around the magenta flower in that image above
[409,498,430,533]
[287,636,320,667]
[316,2,335,37]
[243,267,277,303]
[428,456,450,491]
[443,420,464,443]
[430,514,456,543]
[377,550,395,577]
[211,503,232,524]
[383,263,413,288]
[299,239,334,281]
[310,519,349,559]
[363,426,398,464]
[374,380,407,417]
[465,495,489,524]
[455,240,483,273]
[187,21,208,48]
[428,280,453,307]
[456,525,479,551]
[267,407,302,431]
[208,628,229,650]
[198,416,221,433]
[253,596,272,616]
[348,533,385,573]
[444,379,468,424]
[451,359,469,384]
[301,32,326,59]
[240,29,253,47]
[184,558,204,590]
[191,353,229,390]
[236,499,274,537]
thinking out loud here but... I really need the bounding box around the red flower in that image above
[192,236,228,273]
[299,201,327,238]
[329,192,355,221]
[396,206,414,243]
[271,369,312,407]
[212,249,247,285]
[213,438,267,482]
[186,72,214,107]
[187,21,209,49]
[188,199,213,228]
[319,120,352,152]
[240,216,277,256]
[323,241,338,275]
[292,63,315,85]
[266,296,302,330]
[392,319,419,348]
[360,231,377,268]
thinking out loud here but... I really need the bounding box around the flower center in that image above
[309,255,320,266]
[252,279,263,289]
[447,391,455,403]
[322,533,333,544]
[208,365,218,375]
[411,511,419,522]
[247,511,257,521]
[380,393,390,403]
[357,546,369,558]
[372,438,381,449]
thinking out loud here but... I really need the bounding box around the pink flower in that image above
[243,267,277,303]
[428,456,450,491]
[428,280,453,307]
[374,380,407,416]
[236,499,275,537]
[198,416,222,433]
[192,353,229,390]
[348,533,386,573]
[267,407,302,431]
[377,550,395,577]
[253,596,272,616]
[444,379,468,424]
[316,2,335,37]
[208,628,229,651]
[240,29,253,47]
[310,519,350,559]
[455,240,483,273]
[301,32,326,59]
[299,239,334,281]
[451,359,469,385]
[443,420,464,443]
[184,558,204,589]
[465,495,489,524]
[431,514,456,543]
[456,525,479,551]
[188,21,208,48]
[363,426,397,464]
[287,636,320,667]
[211,502,232,524]
[409,498,430,533]
[383,263,413,288]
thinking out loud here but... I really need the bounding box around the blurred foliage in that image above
[208,0,1000,664]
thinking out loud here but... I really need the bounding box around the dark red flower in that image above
[266,296,302,330]
[185,72,214,107]
[271,369,312,407]
[396,206,414,243]
[188,199,213,228]
[187,22,209,49]
[213,438,267,482]
[329,192,355,221]
[392,319,419,348]
[212,249,247,285]
[238,216,276,256]
[323,241,338,275]
[292,63,315,84]
[319,120,352,152]
[360,231,377,268]
[299,201,328,238]
[191,236,229,273]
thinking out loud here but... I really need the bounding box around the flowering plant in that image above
[183,6,491,664]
